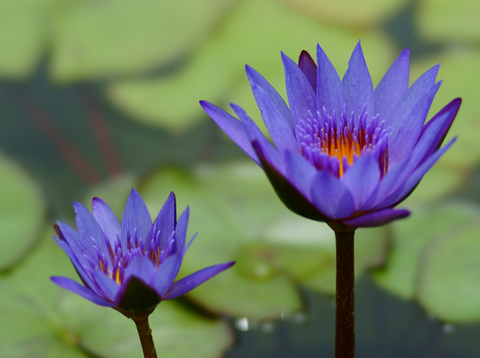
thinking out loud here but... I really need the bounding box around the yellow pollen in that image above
[321,130,363,177]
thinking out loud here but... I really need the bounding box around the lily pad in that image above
[410,49,480,167]
[279,0,409,27]
[0,0,49,79]
[50,0,234,81]
[416,222,480,322]
[417,0,480,42]
[0,228,234,358]
[373,202,480,300]
[140,162,389,318]
[0,153,45,270]
[108,0,394,131]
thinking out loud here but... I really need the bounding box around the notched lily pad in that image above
[417,222,480,322]
[0,153,45,270]
[373,202,480,300]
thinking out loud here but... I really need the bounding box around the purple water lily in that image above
[51,189,234,315]
[201,42,461,229]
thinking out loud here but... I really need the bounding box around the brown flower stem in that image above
[334,229,355,358]
[132,315,158,358]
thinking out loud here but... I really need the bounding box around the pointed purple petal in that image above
[374,48,410,120]
[282,52,316,130]
[151,192,176,252]
[284,150,317,200]
[200,101,259,165]
[388,81,441,166]
[342,41,374,124]
[121,189,152,249]
[247,77,299,155]
[298,50,317,91]
[55,221,94,265]
[316,44,347,120]
[343,208,410,227]
[310,171,355,219]
[152,254,183,297]
[163,262,235,300]
[245,65,293,130]
[92,197,121,243]
[341,155,380,210]
[92,270,120,301]
[51,276,114,307]
[230,103,285,174]
[175,206,189,254]
[416,98,461,163]
[377,138,456,208]
[123,255,156,287]
[73,202,108,254]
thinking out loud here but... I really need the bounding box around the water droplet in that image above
[261,321,275,333]
[293,312,307,324]
[442,323,455,334]
[235,317,249,331]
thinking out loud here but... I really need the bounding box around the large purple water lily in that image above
[51,189,234,314]
[201,42,461,229]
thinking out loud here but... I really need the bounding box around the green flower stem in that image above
[132,315,158,358]
[334,229,355,358]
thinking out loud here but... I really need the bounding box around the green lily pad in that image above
[140,162,389,318]
[108,0,394,131]
[0,153,45,270]
[373,202,480,300]
[50,0,234,82]
[417,223,480,322]
[0,0,50,79]
[417,0,480,42]
[0,228,234,358]
[279,0,409,27]
[411,49,480,167]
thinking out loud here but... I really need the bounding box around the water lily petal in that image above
[374,48,410,120]
[285,150,317,200]
[175,206,189,254]
[389,81,442,165]
[200,101,259,164]
[51,276,114,307]
[298,50,317,91]
[343,208,410,228]
[342,41,374,124]
[152,254,183,297]
[163,262,235,300]
[73,201,108,255]
[121,188,152,250]
[92,196,121,244]
[150,191,176,252]
[93,270,121,301]
[245,64,293,130]
[341,154,380,210]
[282,52,316,130]
[316,44,347,121]
[311,171,355,219]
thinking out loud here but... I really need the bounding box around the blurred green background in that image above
[1,0,480,357]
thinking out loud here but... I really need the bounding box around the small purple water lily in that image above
[51,189,234,315]
[200,42,461,229]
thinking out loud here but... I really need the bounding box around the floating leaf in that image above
[108,0,394,131]
[0,153,45,270]
[417,0,480,42]
[373,202,479,300]
[0,0,50,79]
[417,222,480,322]
[0,228,233,358]
[279,0,409,27]
[50,0,234,81]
